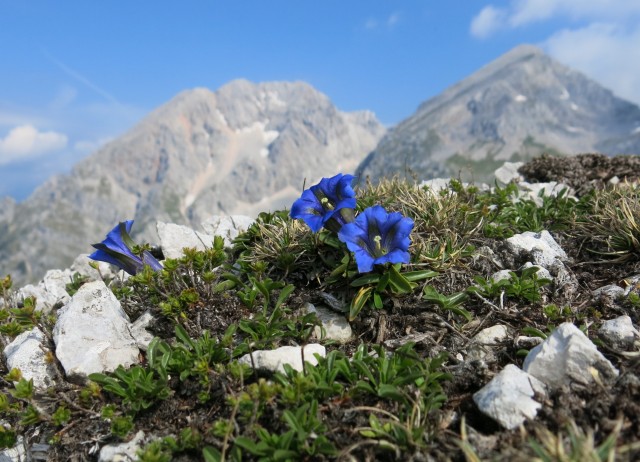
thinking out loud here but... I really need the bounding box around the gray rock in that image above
[69,254,115,281]
[98,431,148,462]
[53,281,139,383]
[623,274,640,296]
[201,215,255,247]
[467,325,510,361]
[129,311,156,351]
[523,322,619,389]
[473,364,547,430]
[238,344,326,373]
[592,284,625,301]
[316,292,348,313]
[17,269,73,314]
[517,181,575,206]
[598,316,639,349]
[3,328,57,389]
[514,336,544,350]
[0,435,25,462]
[494,162,524,184]
[157,221,215,259]
[505,230,568,271]
[519,263,552,282]
[302,303,353,343]
[490,269,513,283]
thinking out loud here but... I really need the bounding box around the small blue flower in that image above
[290,173,356,232]
[338,205,414,273]
[89,220,163,275]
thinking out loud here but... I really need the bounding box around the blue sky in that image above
[1,0,639,200]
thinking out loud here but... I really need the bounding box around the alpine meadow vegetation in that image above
[1,160,640,461]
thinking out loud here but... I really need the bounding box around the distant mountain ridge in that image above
[356,44,640,183]
[0,80,385,285]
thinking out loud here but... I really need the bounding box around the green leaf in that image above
[234,436,264,455]
[350,273,381,287]
[274,284,295,310]
[373,292,383,309]
[403,269,439,282]
[388,265,414,294]
[349,287,373,321]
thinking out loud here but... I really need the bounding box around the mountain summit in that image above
[356,44,640,183]
[0,80,385,285]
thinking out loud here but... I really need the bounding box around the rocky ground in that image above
[1,153,639,461]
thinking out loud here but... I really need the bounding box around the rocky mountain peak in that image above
[357,45,640,184]
[0,80,385,286]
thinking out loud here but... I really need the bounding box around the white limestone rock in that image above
[505,230,568,271]
[473,364,547,430]
[98,431,148,462]
[0,435,25,462]
[53,281,139,383]
[129,311,156,351]
[201,215,255,247]
[494,162,524,184]
[490,269,513,283]
[519,263,552,282]
[523,322,619,390]
[467,325,510,361]
[302,303,353,343]
[3,328,57,389]
[17,269,73,314]
[598,316,639,349]
[517,181,575,206]
[156,222,216,259]
[592,284,625,301]
[419,178,453,195]
[70,254,115,281]
[238,344,326,373]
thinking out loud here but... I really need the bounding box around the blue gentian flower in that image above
[89,220,163,275]
[290,173,356,232]
[338,205,414,273]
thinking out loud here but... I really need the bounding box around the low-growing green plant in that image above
[347,264,438,320]
[0,297,42,338]
[65,272,89,296]
[469,266,552,304]
[479,184,579,237]
[234,399,337,459]
[423,286,472,321]
[89,364,171,413]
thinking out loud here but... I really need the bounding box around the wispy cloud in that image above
[363,12,401,31]
[0,124,68,165]
[470,0,640,38]
[544,23,640,104]
[470,6,506,39]
[43,50,122,105]
[469,0,640,104]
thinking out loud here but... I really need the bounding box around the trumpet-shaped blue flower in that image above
[338,205,414,273]
[89,220,163,275]
[290,173,356,232]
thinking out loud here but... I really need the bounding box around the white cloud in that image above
[387,12,400,28]
[471,0,640,37]
[470,6,507,38]
[363,12,401,31]
[0,125,68,165]
[544,23,640,104]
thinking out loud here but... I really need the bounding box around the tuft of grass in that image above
[575,182,640,261]
[358,178,484,271]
